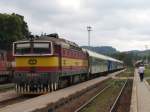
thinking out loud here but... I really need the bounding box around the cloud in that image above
[0,0,150,51]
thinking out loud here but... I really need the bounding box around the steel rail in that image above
[109,79,128,112]
[74,84,112,112]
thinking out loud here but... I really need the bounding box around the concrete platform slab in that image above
[0,90,19,102]
[130,69,150,112]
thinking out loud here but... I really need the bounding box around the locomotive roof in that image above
[83,49,123,63]
[15,35,80,49]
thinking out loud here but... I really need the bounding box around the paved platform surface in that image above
[130,69,150,112]
[0,70,124,112]
[112,76,133,80]
[0,90,19,102]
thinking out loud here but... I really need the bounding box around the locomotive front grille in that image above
[14,72,58,94]
[15,83,58,94]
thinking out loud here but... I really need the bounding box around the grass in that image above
[79,80,126,112]
[144,68,150,77]
[0,83,15,92]
[114,79,133,112]
[146,79,150,85]
[117,68,134,77]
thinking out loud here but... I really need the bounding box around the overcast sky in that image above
[1,0,150,51]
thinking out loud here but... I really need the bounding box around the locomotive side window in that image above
[53,44,60,55]
[0,53,3,60]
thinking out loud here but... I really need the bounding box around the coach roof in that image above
[83,49,123,63]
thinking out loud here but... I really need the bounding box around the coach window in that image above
[65,50,67,56]
[53,44,56,54]
[67,50,69,56]
[74,51,76,57]
[81,53,83,58]
[78,52,80,57]
[80,52,81,57]
[71,51,74,57]
[73,52,75,57]
[72,51,73,57]
[69,50,71,56]
[0,53,2,60]
[53,44,58,54]
[73,51,75,57]
[82,54,84,58]
[77,52,79,57]
[72,51,74,57]
[62,50,65,56]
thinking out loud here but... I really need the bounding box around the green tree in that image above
[0,13,30,50]
[112,52,143,67]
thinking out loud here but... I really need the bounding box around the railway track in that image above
[74,83,113,112]
[74,79,128,112]
[109,79,128,112]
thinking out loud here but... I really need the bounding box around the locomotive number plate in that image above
[28,58,37,65]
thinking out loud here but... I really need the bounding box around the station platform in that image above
[0,70,123,112]
[0,90,17,102]
[130,69,150,112]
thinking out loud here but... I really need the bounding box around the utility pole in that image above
[145,45,148,64]
[87,26,92,47]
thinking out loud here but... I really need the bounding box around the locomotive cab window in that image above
[15,43,30,54]
[33,43,50,54]
[13,41,53,56]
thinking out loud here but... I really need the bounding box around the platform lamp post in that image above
[87,26,92,47]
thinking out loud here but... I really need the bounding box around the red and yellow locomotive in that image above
[13,34,88,94]
[0,50,14,83]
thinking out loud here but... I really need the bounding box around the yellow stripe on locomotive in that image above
[15,56,59,67]
[15,56,88,68]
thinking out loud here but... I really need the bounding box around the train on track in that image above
[13,34,124,94]
[0,50,14,84]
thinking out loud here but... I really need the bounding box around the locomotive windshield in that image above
[15,43,30,54]
[14,41,52,56]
